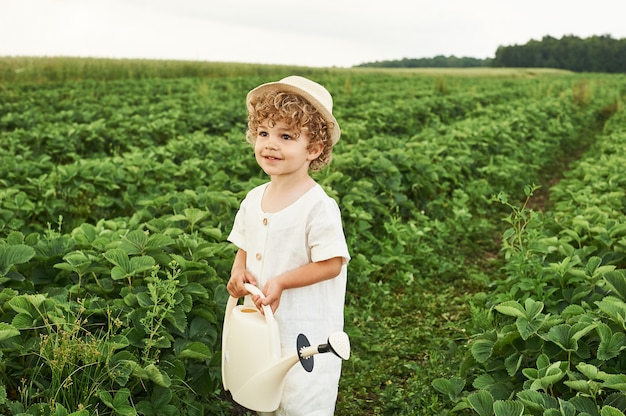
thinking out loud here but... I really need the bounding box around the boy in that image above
[227,76,349,415]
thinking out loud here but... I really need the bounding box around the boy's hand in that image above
[254,277,284,314]
[227,268,258,298]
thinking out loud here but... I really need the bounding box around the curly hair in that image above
[246,91,334,172]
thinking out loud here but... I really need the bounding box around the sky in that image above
[1,0,625,68]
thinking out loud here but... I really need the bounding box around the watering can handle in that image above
[224,283,274,325]
[242,283,274,318]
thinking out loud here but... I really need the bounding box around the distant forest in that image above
[356,35,626,73]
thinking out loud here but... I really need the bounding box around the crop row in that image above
[433,105,626,415]
[0,79,601,238]
[0,74,594,163]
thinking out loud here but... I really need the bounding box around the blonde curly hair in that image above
[246,91,334,172]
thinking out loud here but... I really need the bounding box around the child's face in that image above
[253,120,323,179]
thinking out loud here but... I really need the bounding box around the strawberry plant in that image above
[1,59,624,414]
[434,104,626,415]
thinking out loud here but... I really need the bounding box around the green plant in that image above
[434,109,626,414]
[2,62,624,415]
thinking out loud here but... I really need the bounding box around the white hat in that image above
[246,76,341,145]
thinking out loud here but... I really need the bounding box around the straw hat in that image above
[246,76,341,145]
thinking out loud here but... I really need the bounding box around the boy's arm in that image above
[255,256,343,313]
[227,248,258,298]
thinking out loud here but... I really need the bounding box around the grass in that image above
[0,56,573,85]
[0,56,347,84]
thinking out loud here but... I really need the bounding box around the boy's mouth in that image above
[262,154,282,161]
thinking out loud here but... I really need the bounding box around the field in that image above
[1,57,626,415]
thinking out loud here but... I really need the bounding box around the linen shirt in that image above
[228,182,350,416]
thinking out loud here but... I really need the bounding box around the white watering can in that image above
[221,283,350,412]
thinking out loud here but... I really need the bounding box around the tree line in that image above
[355,55,491,69]
[355,35,626,73]
[493,35,626,73]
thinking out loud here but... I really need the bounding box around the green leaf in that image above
[504,353,523,376]
[150,386,173,408]
[136,292,153,307]
[560,304,586,318]
[595,297,626,327]
[471,339,494,363]
[493,400,524,416]
[146,233,175,250]
[158,405,179,416]
[432,377,465,402]
[0,323,20,341]
[7,296,34,316]
[542,324,577,352]
[111,266,130,281]
[597,323,626,360]
[104,249,130,270]
[603,374,626,391]
[8,294,46,315]
[542,324,572,349]
[11,313,35,329]
[0,244,36,276]
[467,390,494,416]
[564,379,595,394]
[182,282,209,297]
[516,390,557,412]
[601,405,626,416]
[133,364,172,388]
[120,230,149,255]
[129,255,156,274]
[530,362,567,391]
[53,250,93,275]
[166,308,188,332]
[473,374,496,389]
[178,341,212,360]
[569,395,599,415]
[99,390,114,408]
[112,388,134,410]
[523,298,545,320]
[557,399,577,416]
[184,208,210,226]
[495,301,526,318]
[516,316,544,340]
[604,270,626,301]
[571,321,597,341]
[108,352,135,386]
[105,249,155,280]
[576,362,602,380]
[135,401,155,416]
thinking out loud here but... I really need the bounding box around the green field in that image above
[1,57,625,415]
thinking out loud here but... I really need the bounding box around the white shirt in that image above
[228,182,350,416]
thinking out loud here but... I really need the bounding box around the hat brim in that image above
[246,81,341,145]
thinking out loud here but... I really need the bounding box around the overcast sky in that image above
[1,0,625,68]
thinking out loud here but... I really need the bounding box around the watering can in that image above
[222,283,350,412]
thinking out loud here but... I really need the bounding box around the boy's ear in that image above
[307,142,324,161]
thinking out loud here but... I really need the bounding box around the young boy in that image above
[226,76,350,415]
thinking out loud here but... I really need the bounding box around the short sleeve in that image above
[227,196,248,251]
[307,196,350,264]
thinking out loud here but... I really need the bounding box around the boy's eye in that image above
[258,131,268,137]
[281,134,293,141]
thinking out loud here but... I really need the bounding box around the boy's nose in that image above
[265,134,280,148]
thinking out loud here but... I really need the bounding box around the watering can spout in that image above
[298,331,351,371]
[323,332,351,360]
